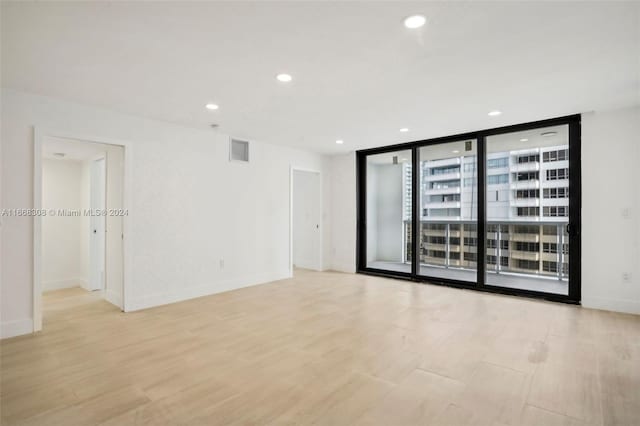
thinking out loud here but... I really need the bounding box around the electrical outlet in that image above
[622,272,632,283]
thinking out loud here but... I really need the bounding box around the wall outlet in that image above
[622,272,632,283]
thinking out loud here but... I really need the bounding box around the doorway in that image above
[291,168,322,272]
[34,133,127,331]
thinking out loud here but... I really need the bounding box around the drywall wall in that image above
[103,145,124,308]
[292,170,321,270]
[1,88,330,338]
[79,160,90,288]
[328,105,640,314]
[581,106,640,314]
[41,158,86,290]
[329,152,356,273]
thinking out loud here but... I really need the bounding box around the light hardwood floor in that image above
[1,270,639,425]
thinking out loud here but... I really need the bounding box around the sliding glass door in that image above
[364,149,413,275]
[417,140,477,283]
[483,124,573,296]
[357,115,581,303]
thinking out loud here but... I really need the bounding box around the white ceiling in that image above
[42,136,106,161]
[2,2,639,154]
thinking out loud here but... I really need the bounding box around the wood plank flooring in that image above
[1,270,639,425]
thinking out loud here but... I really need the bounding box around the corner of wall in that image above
[1,319,34,340]
[582,297,640,315]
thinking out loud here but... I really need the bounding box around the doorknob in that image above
[93,229,97,234]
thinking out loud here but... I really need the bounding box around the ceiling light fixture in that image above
[452,150,460,154]
[53,152,66,158]
[541,131,557,137]
[520,138,529,142]
[205,103,219,110]
[276,73,292,82]
[335,140,344,145]
[399,128,409,132]
[404,15,426,29]
[488,110,502,116]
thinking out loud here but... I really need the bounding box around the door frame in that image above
[33,128,133,332]
[289,166,323,275]
[356,114,581,304]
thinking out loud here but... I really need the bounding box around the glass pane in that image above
[485,124,569,295]
[418,140,477,282]
[365,149,412,273]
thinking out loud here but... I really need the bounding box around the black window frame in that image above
[356,114,581,304]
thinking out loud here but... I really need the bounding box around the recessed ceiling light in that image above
[399,128,409,132]
[276,73,292,82]
[452,150,460,154]
[53,152,66,158]
[404,15,426,29]
[541,131,557,137]
[520,138,529,142]
[335,140,344,145]
[205,103,219,110]
[488,110,502,116]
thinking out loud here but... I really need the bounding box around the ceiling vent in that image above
[230,138,249,163]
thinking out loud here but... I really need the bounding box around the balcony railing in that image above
[405,220,569,280]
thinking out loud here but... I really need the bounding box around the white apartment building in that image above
[403,145,570,278]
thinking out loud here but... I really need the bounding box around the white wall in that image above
[1,89,330,338]
[581,107,640,314]
[104,145,124,308]
[365,162,378,264]
[41,158,86,291]
[79,160,91,287]
[329,153,356,273]
[292,170,321,270]
[373,164,404,262]
[329,106,640,314]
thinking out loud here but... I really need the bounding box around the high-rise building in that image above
[404,145,569,279]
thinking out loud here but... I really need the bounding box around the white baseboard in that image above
[330,262,356,273]
[104,289,123,310]
[125,271,289,312]
[582,296,640,315]
[1,318,34,339]
[293,259,323,271]
[43,278,86,292]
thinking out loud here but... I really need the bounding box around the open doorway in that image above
[291,168,322,273]
[35,134,126,331]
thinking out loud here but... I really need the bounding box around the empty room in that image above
[1,1,639,425]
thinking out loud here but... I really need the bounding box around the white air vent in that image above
[230,138,249,162]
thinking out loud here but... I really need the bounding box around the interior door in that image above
[292,170,322,271]
[89,157,106,291]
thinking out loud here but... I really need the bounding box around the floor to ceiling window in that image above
[483,124,572,295]
[417,139,478,283]
[357,115,581,303]
[364,149,413,274]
